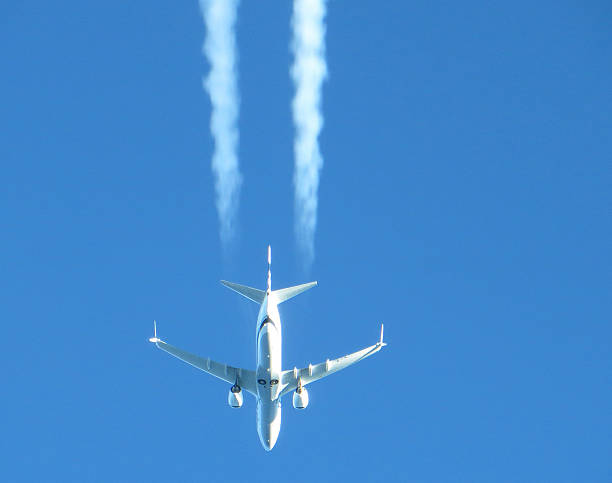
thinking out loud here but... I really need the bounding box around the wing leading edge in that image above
[278,325,387,398]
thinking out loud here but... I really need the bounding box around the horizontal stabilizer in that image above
[220,280,266,304]
[273,281,318,304]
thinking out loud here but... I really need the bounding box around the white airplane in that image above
[149,246,386,451]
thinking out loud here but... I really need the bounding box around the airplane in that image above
[149,246,386,451]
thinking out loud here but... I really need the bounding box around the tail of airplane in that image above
[273,281,317,304]
[220,246,317,305]
[220,280,266,304]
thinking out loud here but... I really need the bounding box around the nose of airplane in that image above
[257,401,281,451]
[261,426,279,451]
[258,420,280,451]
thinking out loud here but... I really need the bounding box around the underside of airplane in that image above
[149,246,386,450]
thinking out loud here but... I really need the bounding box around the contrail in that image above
[200,0,241,245]
[291,0,328,268]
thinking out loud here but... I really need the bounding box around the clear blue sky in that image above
[1,1,610,481]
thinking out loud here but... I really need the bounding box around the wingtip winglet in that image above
[379,323,387,347]
[149,320,161,343]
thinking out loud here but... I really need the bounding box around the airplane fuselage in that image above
[255,291,283,450]
[149,246,385,452]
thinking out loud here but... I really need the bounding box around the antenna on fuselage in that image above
[267,245,272,293]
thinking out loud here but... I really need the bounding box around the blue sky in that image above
[1,1,611,481]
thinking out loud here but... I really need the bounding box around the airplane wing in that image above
[150,326,257,396]
[278,325,386,398]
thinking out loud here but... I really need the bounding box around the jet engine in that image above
[292,385,309,409]
[228,384,243,408]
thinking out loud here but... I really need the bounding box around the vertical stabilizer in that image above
[267,245,272,293]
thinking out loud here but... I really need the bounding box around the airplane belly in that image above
[256,320,282,400]
[256,400,281,451]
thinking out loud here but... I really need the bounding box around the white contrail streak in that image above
[200,0,241,245]
[291,0,328,267]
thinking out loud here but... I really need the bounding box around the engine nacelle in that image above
[228,384,243,408]
[292,387,309,409]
